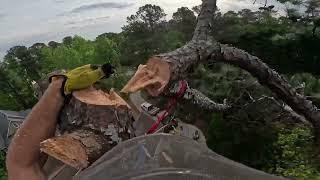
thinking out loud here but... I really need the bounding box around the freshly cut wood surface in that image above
[41,87,134,169]
[60,87,133,132]
[41,135,88,169]
[41,129,111,170]
[121,57,170,96]
[74,87,129,107]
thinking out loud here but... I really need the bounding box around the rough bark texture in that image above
[41,129,111,169]
[123,0,320,141]
[169,81,230,111]
[41,87,134,169]
[192,0,216,41]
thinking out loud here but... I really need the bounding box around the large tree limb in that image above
[122,0,320,141]
[219,45,320,132]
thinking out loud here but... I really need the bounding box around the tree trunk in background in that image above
[41,87,134,169]
[122,0,320,142]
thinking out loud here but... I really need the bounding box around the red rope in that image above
[147,80,187,134]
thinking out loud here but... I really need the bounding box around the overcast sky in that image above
[0,0,284,60]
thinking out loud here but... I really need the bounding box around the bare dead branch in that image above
[185,88,230,111]
[256,96,310,126]
[169,81,231,112]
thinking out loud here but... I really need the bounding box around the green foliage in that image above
[120,4,168,66]
[4,45,41,80]
[190,65,320,179]
[62,36,73,46]
[0,151,7,180]
[125,4,166,30]
[208,115,320,179]
[94,37,120,66]
[97,67,132,91]
[41,35,120,73]
[290,73,320,94]
[170,7,196,40]
[200,66,278,169]
[212,8,320,75]
[0,93,19,111]
[272,127,320,179]
[0,66,36,110]
[196,66,320,180]
[277,0,303,5]
[96,33,125,47]
[41,45,83,71]
[207,111,279,169]
[41,36,96,71]
[162,31,186,50]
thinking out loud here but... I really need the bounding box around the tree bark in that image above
[40,87,134,169]
[169,81,230,111]
[122,0,320,141]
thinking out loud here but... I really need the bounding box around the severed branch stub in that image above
[41,129,109,169]
[41,87,134,169]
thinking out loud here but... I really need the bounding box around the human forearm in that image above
[5,64,113,180]
[7,79,64,172]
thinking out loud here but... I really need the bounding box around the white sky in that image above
[0,0,284,59]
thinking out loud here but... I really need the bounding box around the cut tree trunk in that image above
[40,87,134,169]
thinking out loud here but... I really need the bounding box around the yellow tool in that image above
[49,63,115,96]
